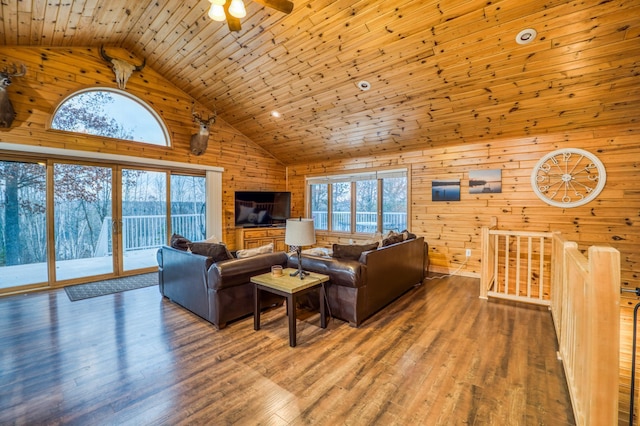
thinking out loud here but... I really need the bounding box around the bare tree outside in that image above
[332,181,351,232]
[51,89,167,145]
[171,175,206,241]
[52,91,135,140]
[310,184,328,230]
[0,161,46,266]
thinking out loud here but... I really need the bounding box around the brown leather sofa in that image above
[288,236,428,327]
[157,246,287,329]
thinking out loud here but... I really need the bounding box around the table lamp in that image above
[285,218,316,279]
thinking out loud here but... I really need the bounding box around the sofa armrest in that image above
[159,246,211,319]
[160,246,210,292]
[208,251,288,290]
[289,254,363,288]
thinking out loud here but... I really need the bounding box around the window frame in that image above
[50,87,171,147]
[306,167,410,235]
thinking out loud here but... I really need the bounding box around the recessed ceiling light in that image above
[356,80,371,91]
[516,28,537,45]
[271,110,281,118]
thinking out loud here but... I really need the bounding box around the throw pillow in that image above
[170,233,191,251]
[382,233,404,246]
[332,242,379,260]
[400,229,417,240]
[189,242,233,263]
[362,232,385,247]
[235,242,274,259]
[302,247,333,257]
[203,234,220,244]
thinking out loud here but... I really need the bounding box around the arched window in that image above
[51,88,170,146]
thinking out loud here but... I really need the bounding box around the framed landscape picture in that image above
[469,169,502,194]
[432,179,461,201]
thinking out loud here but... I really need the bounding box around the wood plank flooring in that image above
[0,275,575,425]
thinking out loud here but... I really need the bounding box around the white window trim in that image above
[306,167,409,234]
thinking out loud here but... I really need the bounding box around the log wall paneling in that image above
[1,1,638,165]
[286,125,640,424]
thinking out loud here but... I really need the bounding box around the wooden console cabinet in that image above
[236,227,287,251]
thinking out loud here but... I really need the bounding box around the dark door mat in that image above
[64,273,158,301]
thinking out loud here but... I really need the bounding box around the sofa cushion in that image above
[170,233,191,251]
[332,242,379,260]
[382,233,404,246]
[190,242,233,263]
[236,242,274,259]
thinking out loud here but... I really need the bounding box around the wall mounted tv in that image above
[234,191,291,227]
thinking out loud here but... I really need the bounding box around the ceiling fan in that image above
[208,0,294,32]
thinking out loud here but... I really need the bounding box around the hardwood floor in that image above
[0,275,575,425]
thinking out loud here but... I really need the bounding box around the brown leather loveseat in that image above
[158,246,287,329]
[288,236,427,327]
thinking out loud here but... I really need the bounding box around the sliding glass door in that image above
[121,168,167,272]
[53,163,114,281]
[0,160,47,290]
[0,156,210,292]
[170,174,206,241]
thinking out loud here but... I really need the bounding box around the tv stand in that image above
[236,227,286,251]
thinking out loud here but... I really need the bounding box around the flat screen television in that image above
[234,191,291,227]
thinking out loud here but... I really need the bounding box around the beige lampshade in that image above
[285,218,316,247]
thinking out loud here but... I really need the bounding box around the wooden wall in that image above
[286,126,639,423]
[0,46,287,247]
[1,45,638,422]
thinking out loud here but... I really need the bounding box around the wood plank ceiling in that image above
[1,0,639,165]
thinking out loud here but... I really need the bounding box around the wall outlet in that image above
[465,249,471,258]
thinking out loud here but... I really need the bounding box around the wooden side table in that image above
[251,268,329,347]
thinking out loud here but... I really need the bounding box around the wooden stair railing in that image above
[480,225,552,305]
[481,225,620,425]
[550,233,619,426]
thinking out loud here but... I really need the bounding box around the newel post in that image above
[586,246,620,425]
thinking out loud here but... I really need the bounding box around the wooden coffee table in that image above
[252,268,329,347]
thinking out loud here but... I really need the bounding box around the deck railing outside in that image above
[312,211,406,233]
[95,213,204,256]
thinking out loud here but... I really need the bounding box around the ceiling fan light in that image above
[208,4,226,21]
[209,0,226,5]
[228,0,247,19]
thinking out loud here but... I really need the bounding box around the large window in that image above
[332,182,351,232]
[54,163,114,281]
[310,184,328,230]
[51,88,169,146]
[0,160,47,288]
[308,169,408,234]
[170,174,206,241]
[0,154,215,292]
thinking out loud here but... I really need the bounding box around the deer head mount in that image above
[0,63,26,128]
[190,109,217,156]
[100,45,146,90]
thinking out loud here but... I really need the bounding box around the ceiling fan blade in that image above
[253,0,294,14]
[224,3,242,32]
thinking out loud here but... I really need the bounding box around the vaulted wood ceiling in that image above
[1,0,639,165]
